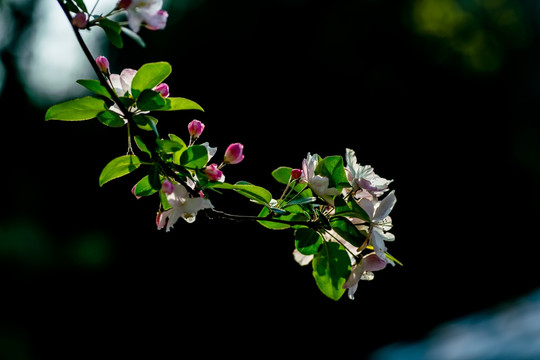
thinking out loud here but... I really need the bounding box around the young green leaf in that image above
[76,79,112,100]
[134,135,152,158]
[156,139,185,154]
[45,97,107,121]
[121,26,146,48]
[329,216,365,248]
[97,110,125,127]
[211,182,273,206]
[131,62,172,99]
[133,114,159,135]
[316,156,350,189]
[312,242,350,301]
[256,206,309,230]
[97,18,123,48]
[333,195,371,222]
[99,155,141,186]
[136,89,166,111]
[284,197,317,207]
[73,0,87,12]
[157,97,204,112]
[133,175,158,197]
[272,166,293,185]
[180,145,208,169]
[233,182,273,206]
[295,227,322,255]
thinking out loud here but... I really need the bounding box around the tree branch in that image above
[206,209,320,228]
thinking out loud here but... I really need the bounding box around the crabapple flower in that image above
[343,252,387,300]
[109,68,137,98]
[156,181,213,231]
[224,143,244,165]
[345,148,392,197]
[300,153,339,204]
[122,0,168,33]
[153,83,169,98]
[203,163,224,182]
[95,56,110,75]
[188,120,205,140]
[359,190,397,264]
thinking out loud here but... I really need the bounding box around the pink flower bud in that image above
[116,0,132,9]
[224,143,244,165]
[188,120,205,139]
[203,163,223,181]
[153,83,169,98]
[95,56,110,75]
[161,180,174,195]
[72,12,87,29]
[291,169,303,180]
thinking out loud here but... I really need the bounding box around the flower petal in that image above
[373,190,396,222]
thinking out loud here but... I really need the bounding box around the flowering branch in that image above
[45,0,402,301]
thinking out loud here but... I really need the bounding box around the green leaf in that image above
[157,139,186,153]
[285,196,317,207]
[121,26,146,48]
[329,217,365,248]
[134,135,152,158]
[99,155,141,187]
[45,96,107,121]
[136,89,166,111]
[97,110,125,127]
[256,206,309,230]
[157,97,204,112]
[133,114,159,135]
[73,0,87,12]
[133,175,158,197]
[168,134,187,164]
[98,18,123,48]
[211,181,273,206]
[272,166,293,185]
[316,156,350,189]
[76,79,112,100]
[148,163,162,190]
[131,62,172,99]
[312,242,350,301]
[180,145,208,169]
[295,228,322,255]
[233,182,273,205]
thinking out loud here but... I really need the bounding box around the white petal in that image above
[343,263,365,290]
[127,9,143,32]
[373,190,396,222]
[292,249,313,266]
[370,227,388,262]
[359,198,375,220]
[347,283,358,300]
[201,142,217,161]
[119,68,137,95]
[182,197,213,215]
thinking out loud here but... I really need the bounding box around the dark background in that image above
[1,0,540,358]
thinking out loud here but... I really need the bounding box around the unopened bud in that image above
[95,56,110,75]
[203,163,224,181]
[291,169,303,180]
[116,0,132,10]
[223,143,244,165]
[153,83,169,98]
[188,120,205,139]
[161,180,174,195]
[72,12,88,29]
